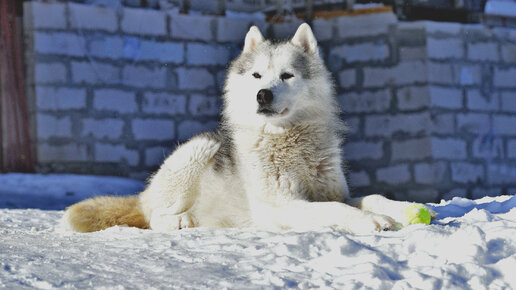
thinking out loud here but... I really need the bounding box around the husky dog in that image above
[63,24,435,234]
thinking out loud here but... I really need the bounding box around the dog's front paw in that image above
[150,208,198,232]
[344,213,397,235]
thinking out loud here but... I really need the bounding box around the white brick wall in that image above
[391,138,431,161]
[187,44,230,66]
[95,143,139,166]
[137,41,184,64]
[494,68,516,88]
[429,86,463,109]
[365,113,430,137]
[89,36,124,60]
[432,138,467,159]
[37,114,72,139]
[69,3,118,32]
[337,12,395,38]
[338,69,356,89]
[26,2,66,29]
[38,143,89,162]
[427,38,464,59]
[339,90,390,113]
[122,65,167,89]
[414,162,447,184]
[330,41,389,63]
[457,113,490,134]
[121,7,166,36]
[94,89,138,113]
[177,68,214,90]
[344,141,383,161]
[189,94,220,116]
[82,119,124,140]
[396,86,430,110]
[501,92,516,112]
[34,63,67,84]
[142,92,187,115]
[34,32,86,56]
[170,14,213,41]
[132,119,175,140]
[467,42,499,61]
[451,162,485,183]
[376,164,411,185]
[36,87,86,110]
[71,61,120,85]
[145,146,172,167]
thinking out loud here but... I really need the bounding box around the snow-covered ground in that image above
[1,174,516,289]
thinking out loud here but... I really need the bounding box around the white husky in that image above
[63,24,435,234]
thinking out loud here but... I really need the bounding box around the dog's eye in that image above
[280,72,294,81]
[252,72,262,79]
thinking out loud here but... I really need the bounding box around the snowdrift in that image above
[1,174,516,288]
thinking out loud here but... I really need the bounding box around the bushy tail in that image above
[63,196,149,233]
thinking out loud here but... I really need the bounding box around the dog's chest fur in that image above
[235,125,342,202]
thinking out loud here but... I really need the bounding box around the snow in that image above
[1,174,516,288]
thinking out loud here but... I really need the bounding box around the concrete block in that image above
[494,115,516,135]
[34,32,86,56]
[396,86,430,110]
[145,146,173,167]
[26,2,66,29]
[467,42,499,61]
[95,143,139,166]
[501,92,516,112]
[330,41,389,63]
[71,61,120,85]
[407,188,439,203]
[427,38,464,59]
[365,113,430,137]
[38,143,88,162]
[451,162,484,183]
[344,141,383,161]
[189,94,221,116]
[508,140,516,158]
[82,119,124,139]
[121,7,166,36]
[136,40,184,64]
[363,61,427,88]
[431,114,455,134]
[143,92,187,115]
[399,47,426,61]
[457,113,490,134]
[69,3,118,32]
[37,114,72,139]
[170,14,213,41]
[431,138,467,159]
[217,18,254,42]
[177,68,214,90]
[36,86,86,110]
[336,12,396,38]
[427,62,454,85]
[487,163,516,185]
[467,90,499,111]
[429,86,463,109]
[35,63,67,84]
[94,89,137,113]
[424,21,462,35]
[178,120,218,141]
[456,65,481,85]
[89,36,124,59]
[376,164,411,185]
[186,44,231,66]
[272,19,304,39]
[312,19,334,42]
[442,189,468,201]
[132,119,175,140]
[348,171,371,188]
[338,90,390,113]
[338,69,356,89]
[122,65,167,89]
[391,138,432,161]
[494,67,516,88]
[501,44,516,63]
[473,134,503,159]
[414,162,447,184]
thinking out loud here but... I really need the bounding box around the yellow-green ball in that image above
[404,204,431,225]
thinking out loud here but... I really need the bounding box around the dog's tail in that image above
[62,196,149,233]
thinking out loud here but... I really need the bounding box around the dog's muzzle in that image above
[257,89,276,115]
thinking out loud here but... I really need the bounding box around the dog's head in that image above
[223,23,338,131]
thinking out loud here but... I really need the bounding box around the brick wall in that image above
[24,2,516,201]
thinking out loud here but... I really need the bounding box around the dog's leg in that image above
[250,200,397,234]
[140,135,220,231]
[346,194,437,226]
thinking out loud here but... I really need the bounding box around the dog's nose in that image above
[257,89,273,105]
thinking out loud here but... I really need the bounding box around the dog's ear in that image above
[291,23,318,54]
[243,26,264,53]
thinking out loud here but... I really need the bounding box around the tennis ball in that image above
[404,204,431,225]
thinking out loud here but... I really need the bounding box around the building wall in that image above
[24,2,516,201]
